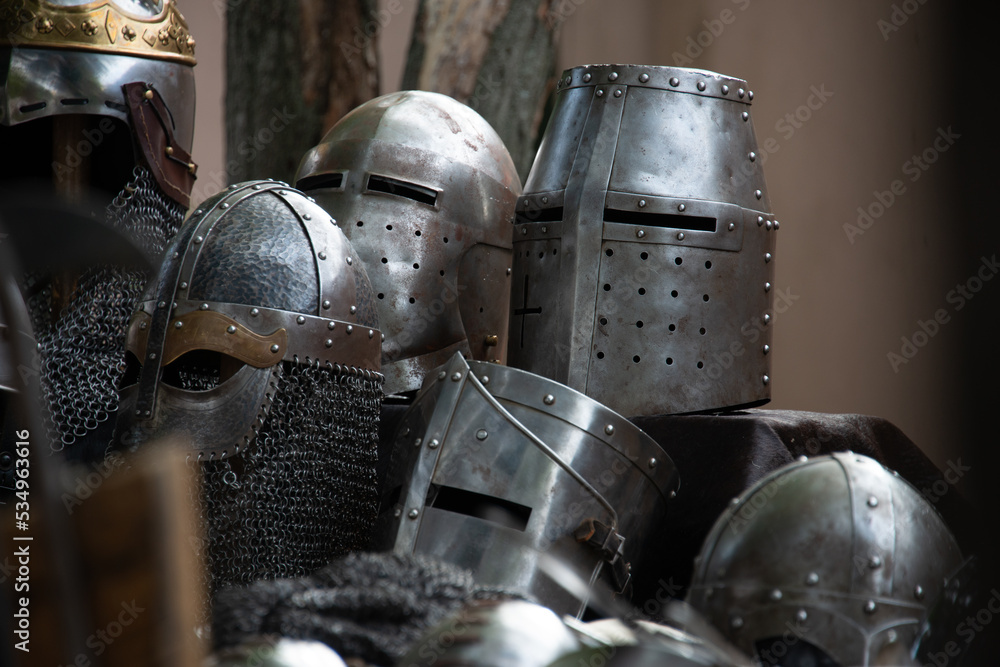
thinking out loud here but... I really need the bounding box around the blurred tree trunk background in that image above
[402,0,566,178]
[226,0,380,183]
[226,0,567,184]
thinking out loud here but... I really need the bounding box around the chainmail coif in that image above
[26,166,184,460]
[193,360,382,601]
[212,551,531,666]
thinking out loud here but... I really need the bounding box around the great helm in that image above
[509,64,777,417]
[371,352,678,617]
[114,181,383,588]
[0,0,197,205]
[686,452,963,667]
[295,91,522,396]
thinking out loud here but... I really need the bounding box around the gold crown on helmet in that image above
[0,0,195,65]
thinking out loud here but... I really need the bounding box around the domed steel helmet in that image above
[114,181,384,591]
[295,91,522,396]
[509,64,776,417]
[686,452,963,667]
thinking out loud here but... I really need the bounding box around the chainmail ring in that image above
[26,165,185,458]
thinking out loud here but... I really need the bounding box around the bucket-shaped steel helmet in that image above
[510,64,777,417]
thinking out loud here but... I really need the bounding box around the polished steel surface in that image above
[0,47,196,150]
[686,452,963,667]
[509,64,776,417]
[295,91,521,395]
[371,352,678,618]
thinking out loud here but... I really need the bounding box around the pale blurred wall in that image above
[184,1,971,471]
[556,0,967,470]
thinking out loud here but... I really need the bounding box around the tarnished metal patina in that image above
[115,180,381,459]
[510,64,776,417]
[371,352,678,618]
[295,91,521,396]
[686,452,963,667]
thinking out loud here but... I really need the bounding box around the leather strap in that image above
[574,517,633,596]
[124,81,196,208]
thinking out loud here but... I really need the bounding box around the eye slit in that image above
[161,350,246,392]
[295,171,344,191]
[366,174,438,205]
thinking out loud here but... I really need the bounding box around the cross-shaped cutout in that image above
[514,274,542,348]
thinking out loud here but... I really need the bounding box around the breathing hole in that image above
[408,297,416,304]
[675,257,683,265]
[377,293,384,299]
[381,257,388,263]
[603,284,611,291]
[600,317,608,325]
[703,294,710,302]
[668,324,676,332]
[443,237,449,243]
[386,224,393,230]
[705,261,712,269]
[638,287,646,295]
[666,357,674,365]
[671,290,679,298]
[439,270,445,276]
[636,321,644,328]
[640,252,649,260]
[596,351,605,359]
[356,220,364,227]
[633,355,641,363]
[479,307,484,313]
[538,252,544,258]
[413,263,420,269]
[18,102,46,113]
[552,248,558,255]
[415,230,422,236]
[700,327,706,335]
[697,361,704,369]
[606,248,614,256]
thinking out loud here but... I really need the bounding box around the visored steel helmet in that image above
[295,91,522,396]
[371,352,678,618]
[509,64,777,417]
[686,452,963,667]
[114,180,384,591]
